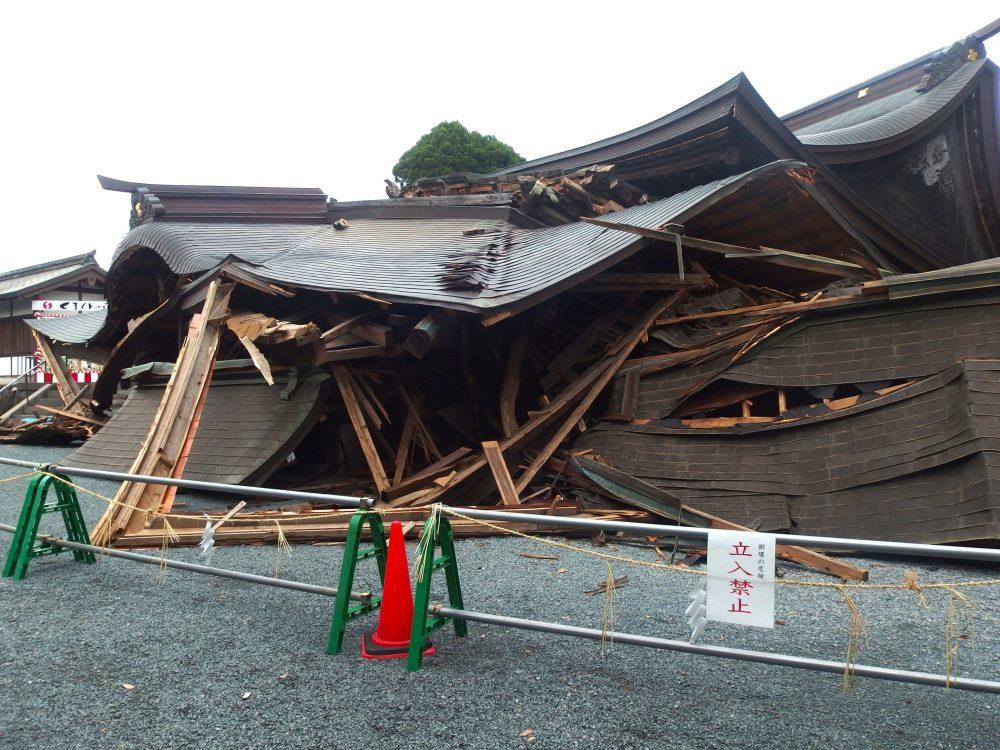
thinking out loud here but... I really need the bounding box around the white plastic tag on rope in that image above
[706,529,775,629]
[685,584,707,643]
[197,520,215,561]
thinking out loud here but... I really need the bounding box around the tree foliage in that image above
[392,121,523,187]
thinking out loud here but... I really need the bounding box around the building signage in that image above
[31,299,107,316]
[706,529,776,628]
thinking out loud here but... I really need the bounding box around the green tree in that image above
[392,121,523,187]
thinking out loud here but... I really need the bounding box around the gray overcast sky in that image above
[2,2,997,272]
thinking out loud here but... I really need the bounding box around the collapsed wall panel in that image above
[580,361,1000,544]
[612,291,1000,420]
[63,372,330,486]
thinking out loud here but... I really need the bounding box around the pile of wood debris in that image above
[404,164,652,226]
[80,265,870,580]
[0,330,106,444]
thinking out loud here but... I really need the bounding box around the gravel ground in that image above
[0,445,997,750]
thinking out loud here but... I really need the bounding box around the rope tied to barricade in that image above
[836,585,868,692]
[943,586,974,688]
[432,504,999,689]
[0,472,37,485]
[273,520,292,578]
[904,569,928,607]
[157,516,180,579]
[7,469,998,688]
[600,560,615,656]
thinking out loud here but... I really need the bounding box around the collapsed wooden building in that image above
[31,22,1000,556]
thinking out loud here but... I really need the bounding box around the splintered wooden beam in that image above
[403,310,454,358]
[392,408,418,486]
[513,292,688,495]
[35,404,106,427]
[577,272,710,292]
[237,336,274,385]
[30,329,80,407]
[399,386,442,460]
[333,364,390,495]
[384,447,472,501]
[91,281,235,546]
[580,218,869,280]
[500,328,527,437]
[320,312,374,343]
[482,440,521,506]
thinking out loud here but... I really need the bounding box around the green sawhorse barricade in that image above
[406,510,467,671]
[326,508,466,671]
[326,510,389,654]
[2,470,95,581]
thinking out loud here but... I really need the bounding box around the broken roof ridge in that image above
[793,57,990,149]
[782,19,998,127]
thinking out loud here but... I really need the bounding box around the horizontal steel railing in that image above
[0,522,370,603]
[0,455,372,509]
[434,607,1000,694]
[1,454,997,693]
[1,454,998,561]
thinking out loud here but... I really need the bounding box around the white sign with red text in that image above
[31,300,107,316]
[706,529,775,628]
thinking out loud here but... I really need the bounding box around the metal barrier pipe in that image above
[0,522,370,603]
[435,606,1000,695]
[0,455,372,509]
[448,507,1000,564]
[0,363,43,398]
[1,455,997,562]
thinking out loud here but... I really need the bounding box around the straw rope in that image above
[7,470,998,686]
[23,472,1000,596]
[437,506,1000,592]
[0,472,38,485]
[600,560,615,656]
[434,504,998,688]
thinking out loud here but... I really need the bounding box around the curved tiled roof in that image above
[110,161,808,314]
[488,75,744,176]
[0,251,104,299]
[792,59,988,149]
[25,309,108,344]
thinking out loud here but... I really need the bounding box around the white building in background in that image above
[0,251,106,381]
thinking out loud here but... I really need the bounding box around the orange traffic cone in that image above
[361,520,435,661]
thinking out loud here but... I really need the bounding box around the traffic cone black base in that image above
[361,632,434,661]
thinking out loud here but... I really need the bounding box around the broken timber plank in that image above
[500,328,527,437]
[320,312,374,343]
[392,408,418,486]
[482,440,521,506]
[91,281,235,545]
[569,456,867,580]
[35,404,107,427]
[237,336,274,385]
[513,292,688,494]
[383,446,472,501]
[332,364,390,495]
[580,218,869,280]
[30,329,80,407]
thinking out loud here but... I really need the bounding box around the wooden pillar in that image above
[91,281,234,545]
[30,329,80,407]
